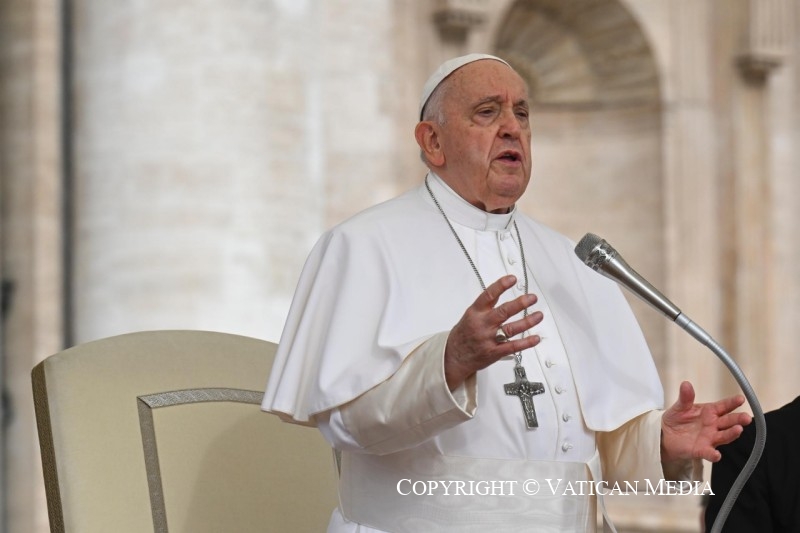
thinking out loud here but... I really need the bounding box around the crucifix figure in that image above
[504,366,545,429]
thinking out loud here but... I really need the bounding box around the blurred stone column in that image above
[661,0,722,401]
[0,1,64,531]
[731,0,792,407]
[764,2,800,408]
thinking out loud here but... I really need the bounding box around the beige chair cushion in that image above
[32,330,338,533]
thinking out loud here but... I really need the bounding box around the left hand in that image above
[661,381,752,463]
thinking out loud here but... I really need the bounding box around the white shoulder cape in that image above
[262,178,664,431]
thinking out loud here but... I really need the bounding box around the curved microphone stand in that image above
[674,314,765,533]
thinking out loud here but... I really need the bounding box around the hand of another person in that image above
[661,381,753,463]
[444,275,543,390]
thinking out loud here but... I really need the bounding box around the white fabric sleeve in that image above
[315,331,477,455]
[597,410,702,483]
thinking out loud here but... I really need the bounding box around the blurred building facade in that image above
[1,0,799,531]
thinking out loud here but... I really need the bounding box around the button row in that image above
[541,353,574,449]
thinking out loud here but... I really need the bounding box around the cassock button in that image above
[555,385,564,394]
[562,413,572,422]
[545,360,554,368]
[516,282,525,291]
[508,256,517,265]
[561,442,573,452]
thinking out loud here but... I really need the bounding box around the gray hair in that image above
[421,79,448,124]
[418,80,449,165]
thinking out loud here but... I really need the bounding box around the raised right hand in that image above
[444,275,543,390]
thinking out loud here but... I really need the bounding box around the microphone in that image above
[574,233,681,321]
[574,231,764,533]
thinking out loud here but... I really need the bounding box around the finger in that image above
[475,276,517,310]
[502,311,544,339]
[709,425,746,451]
[703,448,723,463]
[492,294,538,324]
[675,381,695,411]
[712,394,747,416]
[503,334,541,355]
[716,411,752,430]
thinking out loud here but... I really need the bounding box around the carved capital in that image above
[737,54,783,84]
[737,0,792,83]
[432,0,488,42]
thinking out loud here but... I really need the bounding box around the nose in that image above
[498,106,523,139]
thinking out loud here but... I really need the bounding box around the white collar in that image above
[422,172,516,232]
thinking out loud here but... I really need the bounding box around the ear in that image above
[414,121,445,167]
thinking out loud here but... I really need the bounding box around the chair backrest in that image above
[32,330,338,533]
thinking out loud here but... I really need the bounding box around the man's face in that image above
[434,60,532,213]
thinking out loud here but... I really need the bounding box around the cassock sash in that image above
[339,447,616,532]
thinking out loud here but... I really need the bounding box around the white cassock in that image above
[262,173,677,532]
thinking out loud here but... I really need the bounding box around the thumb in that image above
[675,381,695,411]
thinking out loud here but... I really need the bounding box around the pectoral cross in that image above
[504,366,545,429]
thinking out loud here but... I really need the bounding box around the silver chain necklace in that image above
[425,176,545,429]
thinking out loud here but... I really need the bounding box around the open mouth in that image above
[496,150,521,162]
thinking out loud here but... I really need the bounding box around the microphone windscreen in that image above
[574,233,603,263]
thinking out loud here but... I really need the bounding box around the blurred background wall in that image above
[1,0,799,531]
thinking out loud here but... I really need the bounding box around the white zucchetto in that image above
[418,53,510,119]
